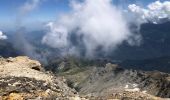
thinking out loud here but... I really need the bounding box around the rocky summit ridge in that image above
[0,56,169,100]
[0,56,81,100]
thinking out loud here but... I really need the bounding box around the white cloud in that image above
[13,0,46,62]
[0,31,7,40]
[20,0,41,15]
[42,22,69,48]
[128,1,170,24]
[42,0,140,57]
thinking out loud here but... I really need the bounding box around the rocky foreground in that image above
[0,56,169,100]
[0,56,79,100]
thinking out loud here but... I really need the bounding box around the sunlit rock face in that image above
[0,56,78,99]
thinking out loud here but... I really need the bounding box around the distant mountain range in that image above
[111,21,170,60]
[0,40,19,58]
[120,56,170,73]
[1,22,170,72]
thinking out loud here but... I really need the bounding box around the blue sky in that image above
[0,0,167,31]
[0,0,70,31]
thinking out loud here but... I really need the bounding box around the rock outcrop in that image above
[0,56,79,99]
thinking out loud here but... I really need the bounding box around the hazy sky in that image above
[0,0,167,31]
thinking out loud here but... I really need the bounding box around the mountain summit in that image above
[0,56,169,99]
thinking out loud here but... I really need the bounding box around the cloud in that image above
[13,0,47,63]
[13,29,47,64]
[42,0,140,57]
[20,0,41,15]
[128,1,170,24]
[0,31,7,40]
